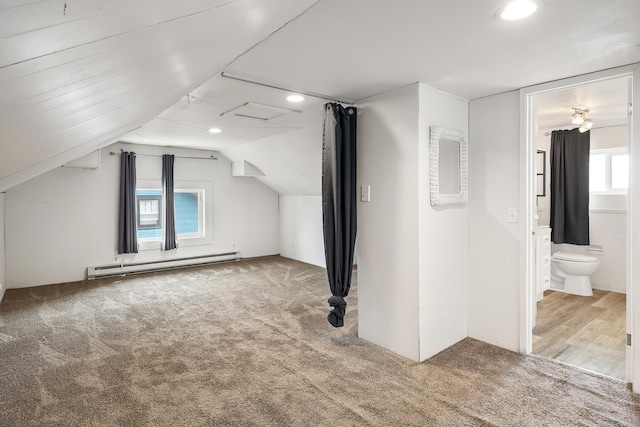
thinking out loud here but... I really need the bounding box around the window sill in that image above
[137,235,213,251]
[139,240,162,251]
[589,209,627,214]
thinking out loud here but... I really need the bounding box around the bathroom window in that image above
[611,153,629,190]
[589,148,628,194]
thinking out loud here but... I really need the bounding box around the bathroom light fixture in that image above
[208,128,222,134]
[579,119,593,133]
[496,0,543,21]
[570,107,593,132]
[571,108,586,125]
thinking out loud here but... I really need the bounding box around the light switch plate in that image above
[507,208,518,223]
[361,185,371,202]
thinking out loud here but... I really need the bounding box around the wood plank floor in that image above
[532,289,626,380]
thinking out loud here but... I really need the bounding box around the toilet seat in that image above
[551,252,598,263]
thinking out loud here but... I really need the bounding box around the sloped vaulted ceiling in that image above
[0,0,318,192]
[1,0,640,195]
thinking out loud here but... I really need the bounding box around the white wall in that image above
[589,213,627,293]
[592,125,628,150]
[5,143,279,288]
[468,91,522,352]
[0,193,5,301]
[358,83,468,362]
[221,127,323,196]
[358,84,421,361]
[279,195,325,267]
[418,84,469,360]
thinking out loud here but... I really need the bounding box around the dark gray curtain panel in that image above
[118,152,138,254]
[322,103,357,328]
[162,154,177,251]
[550,129,590,245]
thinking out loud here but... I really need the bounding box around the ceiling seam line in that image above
[221,0,323,71]
[0,0,241,71]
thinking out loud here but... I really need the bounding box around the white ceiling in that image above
[1,0,639,193]
[533,76,630,131]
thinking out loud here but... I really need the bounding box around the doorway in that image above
[529,76,629,379]
[520,64,639,387]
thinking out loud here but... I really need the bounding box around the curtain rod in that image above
[220,71,356,105]
[544,123,627,136]
[110,150,218,160]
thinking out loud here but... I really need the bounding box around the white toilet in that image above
[550,252,600,296]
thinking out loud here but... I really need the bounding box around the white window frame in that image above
[589,147,628,195]
[136,180,212,250]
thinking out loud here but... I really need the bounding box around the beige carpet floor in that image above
[1,256,640,426]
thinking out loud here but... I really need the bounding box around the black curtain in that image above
[550,129,590,245]
[322,103,357,328]
[162,154,177,251]
[118,152,138,254]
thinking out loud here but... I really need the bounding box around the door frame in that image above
[519,64,639,386]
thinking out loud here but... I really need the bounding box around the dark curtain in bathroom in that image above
[322,103,357,328]
[550,128,590,245]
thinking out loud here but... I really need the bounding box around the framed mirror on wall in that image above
[429,126,468,206]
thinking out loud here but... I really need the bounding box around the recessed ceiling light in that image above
[496,0,542,21]
[208,128,221,134]
[287,94,304,103]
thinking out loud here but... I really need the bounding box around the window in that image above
[137,190,162,239]
[174,189,205,238]
[611,153,629,190]
[589,148,628,194]
[136,188,205,241]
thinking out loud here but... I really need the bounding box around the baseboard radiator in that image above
[87,252,240,280]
